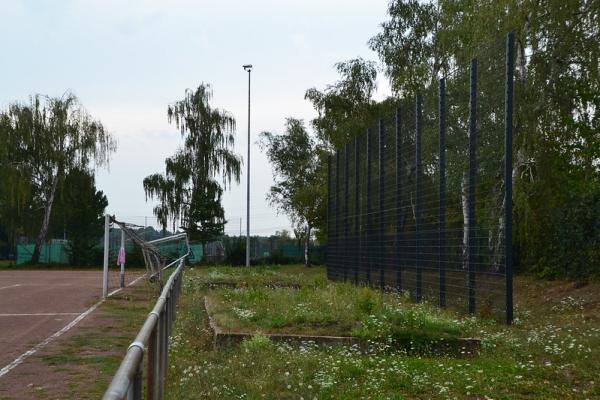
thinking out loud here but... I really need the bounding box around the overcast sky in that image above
[0,0,391,236]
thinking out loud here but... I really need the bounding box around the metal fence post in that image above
[158,309,166,399]
[327,156,332,276]
[366,129,372,284]
[395,106,402,291]
[415,94,423,303]
[439,78,447,308]
[505,32,515,325]
[132,363,143,400]
[344,143,350,281]
[335,150,340,279]
[147,328,157,400]
[379,119,385,290]
[354,137,360,284]
[468,58,478,315]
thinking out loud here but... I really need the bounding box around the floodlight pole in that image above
[102,214,110,299]
[243,64,253,267]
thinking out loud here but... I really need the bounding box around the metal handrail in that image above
[102,257,186,400]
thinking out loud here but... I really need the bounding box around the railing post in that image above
[468,58,478,315]
[147,328,157,400]
[505,32,515,324]
[132,363,143,400]
[354,137,360,284]
[415,94,423,303]
[158,309,166,399]
[344,143,350,281]
[379,119,385,290]
[366,129,372,285]
[395,106,402,291]
[439,78,447,308]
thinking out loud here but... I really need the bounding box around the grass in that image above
[165,264,600,399]
[208,284,462,342]
[193,264,327,287]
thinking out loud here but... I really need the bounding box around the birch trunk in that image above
[304,224,312,267]
[461,172,469,269]
[31,175,60,264]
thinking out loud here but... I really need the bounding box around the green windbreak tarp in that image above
[16,242,70,265]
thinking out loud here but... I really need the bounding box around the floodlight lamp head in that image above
[243,64,253,71]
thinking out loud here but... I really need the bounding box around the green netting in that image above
[16,241,70,265]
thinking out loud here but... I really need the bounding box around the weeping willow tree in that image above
[0,93,115,263]
[144,84,241,243]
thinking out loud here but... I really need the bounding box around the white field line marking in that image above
[0,301,100,378]
[0,274,147,379]
[0,313,81,317]
[0,284,22,290]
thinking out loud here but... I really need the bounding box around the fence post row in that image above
[102,258,187,400]
[439,78,447,308]
[505,32,515,324]
[415,93,423,303]
[468,58,478,315]
[325,33,513,324]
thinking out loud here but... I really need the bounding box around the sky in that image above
[0,0,392,236]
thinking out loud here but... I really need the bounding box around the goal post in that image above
[102,214,190,299]
[102,214,110,299]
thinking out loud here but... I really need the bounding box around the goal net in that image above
[102,215,190,298]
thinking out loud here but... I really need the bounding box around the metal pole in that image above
[335,150,340,279]
[378,119,385,290]
[327,156,332,278]
[468,58,478,315]
[395,106,402,291]
[344,144,349,281]
[354,137,360,284]
[102,214,110,299]
[366,129,372,285]
[439,78,447,308]
[415,94,422,303]
[120,229,125,289]
[245,66,252,267]
[505,32,515,324]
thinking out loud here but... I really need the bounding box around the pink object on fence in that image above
[118,246,126,266]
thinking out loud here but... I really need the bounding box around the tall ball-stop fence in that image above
[327,33,515,323]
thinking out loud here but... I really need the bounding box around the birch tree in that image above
[260,118,326,266]
[143,84,241,243]
[0,93,115,263]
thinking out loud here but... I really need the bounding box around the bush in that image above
[533,188,600,280]
[67,239,103,266]
[224,237,246,266]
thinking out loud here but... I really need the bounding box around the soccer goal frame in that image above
[101,214,190,298]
